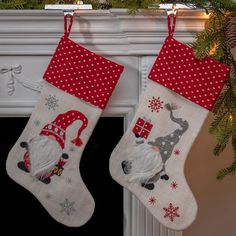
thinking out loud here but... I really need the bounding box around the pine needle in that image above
[217,161,236,180]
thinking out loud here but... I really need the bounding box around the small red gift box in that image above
[132,117,153,139]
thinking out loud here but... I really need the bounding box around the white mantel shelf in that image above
[0,10,206,236]
[0,9,207,116]
[0,9,206,56]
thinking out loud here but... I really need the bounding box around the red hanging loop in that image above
[64,14,74,38]
[167,14,177,37]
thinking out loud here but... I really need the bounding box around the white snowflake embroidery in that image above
[45,94,59,110]
[34,120,40,127]
[59,198,76,216]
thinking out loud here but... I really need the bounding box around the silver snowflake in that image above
[45,193,52,200]
[45,94,59,110]
[59,198,76,216]
[69,146,75,152]
[34,120,40,126]
[67,177,73,184]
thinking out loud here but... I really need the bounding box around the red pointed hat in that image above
[149,14,231,111]
[40,110,88,149]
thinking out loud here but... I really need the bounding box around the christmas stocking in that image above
[6,14,123,227]
[109,14,230,230]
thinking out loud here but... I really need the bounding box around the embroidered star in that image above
[163,203,180,222]
[148,196,157,205]
[171,181,178,189]
[59,198,76,216]
[174,149,180,156]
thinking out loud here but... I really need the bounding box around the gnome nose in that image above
[152,146,160,152]
[48,135,57,141]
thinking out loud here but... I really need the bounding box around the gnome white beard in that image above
[125,143,164,183]
[28,135,63,178]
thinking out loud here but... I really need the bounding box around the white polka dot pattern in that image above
[44,36,124,110]
[148,36,230,111]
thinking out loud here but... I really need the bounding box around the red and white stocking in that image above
[6,14,124,227]
[109,14,230,230]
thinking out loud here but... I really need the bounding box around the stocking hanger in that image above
[155,3,196,15]
[45,1,92,16]
[45,2,197,16]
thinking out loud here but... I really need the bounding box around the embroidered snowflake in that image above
[174,149,180,156]
[149,196,157,205]
[69,146,75,152]
[45,193,52,200]
[45,94,58,110]
[163,203,180,222]
[59,198,76,216]
[148,96,164,112]
[171,181,178,189]
[67,178,73,184]
[34,120,40,127]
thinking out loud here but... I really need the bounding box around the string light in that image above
[209,43,218,56]
[229,114,233,121]
[203,11,211,19]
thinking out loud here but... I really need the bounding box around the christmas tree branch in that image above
[217,160,236,180]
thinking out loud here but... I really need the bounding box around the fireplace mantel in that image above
[0,9,206,236]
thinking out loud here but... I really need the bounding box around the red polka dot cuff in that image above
[44,36,124,110]
[149,36,231,111]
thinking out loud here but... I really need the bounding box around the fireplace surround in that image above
[0,9,207,236]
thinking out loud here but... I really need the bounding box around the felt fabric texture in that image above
[109,14,230,230]
[6,14,124,227]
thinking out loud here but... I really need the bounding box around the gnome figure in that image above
[122,139,165,190]
[17,110,88,184]
[122,103,189,190]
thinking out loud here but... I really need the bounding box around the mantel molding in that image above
[0,9,207,56]
[0,9,207,118]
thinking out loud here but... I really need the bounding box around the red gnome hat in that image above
[40,110,88,149]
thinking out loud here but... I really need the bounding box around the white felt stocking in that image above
[6,14,123,227]
[109,14,230,230]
